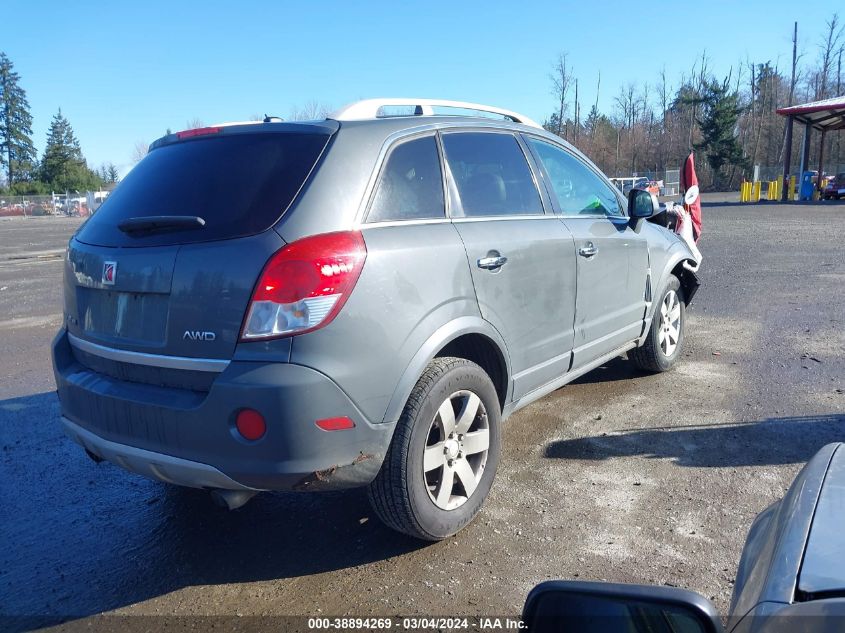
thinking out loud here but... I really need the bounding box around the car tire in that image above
[368,357,501,541]
[631,274,686,373]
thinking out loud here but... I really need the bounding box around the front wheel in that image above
[631,274,686,372]
[368,357,501,540]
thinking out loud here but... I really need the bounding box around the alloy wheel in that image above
[658,289,682,356]
[423,390,489,510]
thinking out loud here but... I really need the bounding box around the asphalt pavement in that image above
[1,200,843,631]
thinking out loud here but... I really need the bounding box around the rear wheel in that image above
[368,357,501,540]
[631,274,685,372]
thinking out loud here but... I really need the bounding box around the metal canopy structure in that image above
[777,95,845,200]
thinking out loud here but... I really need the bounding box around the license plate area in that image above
[77,287,169,344]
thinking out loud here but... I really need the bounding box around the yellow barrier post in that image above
[740,182,746,202]
[789,175,797,200]
[752,181,761,202]
[776,175,783,201]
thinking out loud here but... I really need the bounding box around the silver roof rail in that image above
[328,98,542,129]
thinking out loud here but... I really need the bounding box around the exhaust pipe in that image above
[209,489,257,510]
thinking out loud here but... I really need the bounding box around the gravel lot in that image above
[1,200,843,631]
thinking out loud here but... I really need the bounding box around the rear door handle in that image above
[477,255,508,270]
[579,243,598,258]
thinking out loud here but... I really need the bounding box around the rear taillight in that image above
[240,231,367,340]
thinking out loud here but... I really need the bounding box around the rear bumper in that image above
[52,329,393,491]
[61,416,259,491]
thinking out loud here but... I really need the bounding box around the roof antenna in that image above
[263,114,284,123]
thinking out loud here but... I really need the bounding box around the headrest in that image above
[464,172,506,213]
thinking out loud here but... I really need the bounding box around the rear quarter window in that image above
[367,135,445,223]
[75,131,331,247]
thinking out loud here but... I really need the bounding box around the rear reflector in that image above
[236,409,266,440]
[240,231,367,340]
[176,126,222,139]
[315,417,355,431]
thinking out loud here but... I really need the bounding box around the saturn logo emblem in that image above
[102,261,116,285]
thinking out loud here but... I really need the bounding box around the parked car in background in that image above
[523,443,845,632]
[52,99,699,540]
[822,173,845,200]
[609,176,660,197]
[643,179,661,195]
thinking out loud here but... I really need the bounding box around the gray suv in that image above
[52,99,699,540]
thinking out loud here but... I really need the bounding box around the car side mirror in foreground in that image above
[628,188,660,233]
[522,580,724,633]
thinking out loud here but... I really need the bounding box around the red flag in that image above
[681,152,702,242]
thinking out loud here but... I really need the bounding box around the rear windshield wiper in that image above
[117,216,206,234]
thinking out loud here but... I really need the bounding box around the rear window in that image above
[76,131,331,247]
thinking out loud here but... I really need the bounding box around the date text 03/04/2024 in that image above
[306,617,526,630]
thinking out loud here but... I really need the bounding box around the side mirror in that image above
[627,189,660,233]
[522,581,724,633]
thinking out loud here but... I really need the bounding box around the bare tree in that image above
[817,14,843,99]
[550,53,573,138]
[688,52,710,151]
[288,101,331,121]
[656,67,671,169]
[130,141,148,164]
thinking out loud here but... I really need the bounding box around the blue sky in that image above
[4,0,834,175]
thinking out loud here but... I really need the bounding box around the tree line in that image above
[543,16,843,190]
[0,53,118,195]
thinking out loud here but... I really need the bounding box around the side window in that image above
[367,136,445,223]
[527,137,624,217]
[441,132,543,217]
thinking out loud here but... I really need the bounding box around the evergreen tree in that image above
[0,52,37,188]
[98,162,119,183]
[695,78,746,189]
[543,112,562,136]
[584,105,600,137]
[40,109,101,191]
